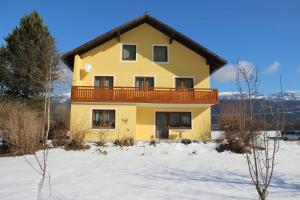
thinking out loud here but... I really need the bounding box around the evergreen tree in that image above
[0,11,59,98]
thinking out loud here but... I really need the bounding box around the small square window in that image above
[153,45,168,62]
[122,44,136,61]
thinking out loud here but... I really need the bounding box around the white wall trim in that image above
[152,44,169,64]
[120,43,138,63]
[90,107,117,130]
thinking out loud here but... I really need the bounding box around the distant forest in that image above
[212,99,300,130]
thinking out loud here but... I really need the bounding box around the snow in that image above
[219,91,300,101]
[211,131,225,139]
[0,141,300,200]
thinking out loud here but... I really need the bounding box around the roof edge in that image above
[61,14,227,73]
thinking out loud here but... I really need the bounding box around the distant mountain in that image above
[219,91,300,101]
[213,91,300,130]
[52,92,71,104]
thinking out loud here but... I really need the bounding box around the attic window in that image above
[153,45,168,63]
[122,44,136,61]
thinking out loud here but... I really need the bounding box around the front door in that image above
[156,112,169,139]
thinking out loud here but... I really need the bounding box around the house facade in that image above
[62,14,226,141]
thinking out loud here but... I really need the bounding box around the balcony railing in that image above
[71,86,218,104]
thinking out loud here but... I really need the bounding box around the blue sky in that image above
[1,0,300,95]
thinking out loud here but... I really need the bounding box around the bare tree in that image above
[25,46,58,200]
[235,61,284,200]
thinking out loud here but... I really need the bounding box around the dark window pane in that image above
[184,79,193,88]
[93,110,101,126]
[122,45,136,60]
[181,112,191,127]
[135,77,144,88]
[175,79,181,88]
[170,113,180,127]
[145,77,154,88]
[154,46,168,62]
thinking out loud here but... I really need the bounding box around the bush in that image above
[0,101,43,156]
[48,120,69,140]
[114,136,135,147]
[149,135,156,146]
[149,139,156,146]
[216,137,251,154]
[96,129,109,147]
[181,138,192,145]
[65,123,89,151]
[51,103,70,129]
[51,139,69,148]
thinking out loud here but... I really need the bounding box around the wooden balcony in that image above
[71,86,219,105]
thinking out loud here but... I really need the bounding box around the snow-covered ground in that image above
[0,141,300,200]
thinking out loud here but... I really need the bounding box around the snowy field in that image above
[0,141,300,200]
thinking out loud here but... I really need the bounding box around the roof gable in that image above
[61,14,227,74]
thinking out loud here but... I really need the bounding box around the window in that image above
[156,112,192,129]
[168,112,191,129]
[135,77,154,89]
[122,44,136,61]
[153,45,168,62]
[92,109,115,129]
[94,76,114,88]
[175,78,194,89]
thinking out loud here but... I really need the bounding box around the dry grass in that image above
[65,122,89,150]
[114,136,135,147]
[0,101,43,156]
[96,130,109,146]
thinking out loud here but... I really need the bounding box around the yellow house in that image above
[62,14,226,141]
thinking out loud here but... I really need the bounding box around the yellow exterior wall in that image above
[70,23,213,141]
[77,23,210,88]
[136,106,211,141]
[70,103,137,141]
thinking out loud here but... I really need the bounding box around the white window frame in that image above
[121,43,137,62]
[90,108,117,130]
[152,44,169,64]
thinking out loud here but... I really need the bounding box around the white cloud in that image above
[264,61,280,74]
[297,66,300,74]
[55,62,73,84]
[213,60,254,82]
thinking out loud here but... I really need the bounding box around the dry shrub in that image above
[149,135,156,146]
[65,123,89,150]
[0,101,42,156]
[96,130,109,146]
[49,103,70,141]
[217,101,262,154]
[181,138,192,145]
[51,103,70,128]
[216,137,251,154]
[114,136,135,147]
[49,121,69,139]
